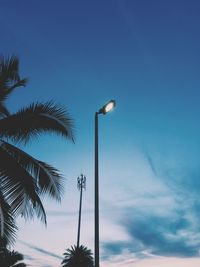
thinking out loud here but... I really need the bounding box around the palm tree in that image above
[0,56,74,245]
[0,245,26,267]
[61,245,94,267]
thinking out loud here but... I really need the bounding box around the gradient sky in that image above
[1,0,200,266]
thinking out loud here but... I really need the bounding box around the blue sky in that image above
[1,0,200,266]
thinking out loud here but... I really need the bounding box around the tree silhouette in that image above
[0,56,74,245]
[61,245,94,267]
[0,245,26,267]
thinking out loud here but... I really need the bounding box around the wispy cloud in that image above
[102,151,200,261]
[19,240,63,260]
[46,208,92,217]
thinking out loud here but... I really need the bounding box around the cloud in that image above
[102,151,200,261]
[46,208,92,217]
[126,213,199,257]
[102,209,200,260]
[24,254,34,260]
[103,241,132,257]
[19,240,63,260]
[144,150,158,177]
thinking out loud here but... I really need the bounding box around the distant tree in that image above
[61,245,94,267]
[0,56,74,245]
[0,245,26,267]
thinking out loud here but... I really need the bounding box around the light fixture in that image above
[99,100,116,115]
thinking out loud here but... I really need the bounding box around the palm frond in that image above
[0,56,27,118]
[0,79,27,102]
[1,140,64,201]
[6,250,24,266]
[0,56,20,83]
[0,103,10,117]
[0,55,27,91]
[0,141,46,224]
[0,246,26,266]
[0,190,17,246]
[62,245,94,267]
[0,101,74,143]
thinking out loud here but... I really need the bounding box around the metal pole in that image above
[77,174,86,248]
[77,182,82,247]
[95,112,99,267]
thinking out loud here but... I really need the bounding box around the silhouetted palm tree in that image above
[61,245,94,267]
[0,56,74,245]
[0,245,26,267]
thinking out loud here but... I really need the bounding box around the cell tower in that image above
[77,174,86,248]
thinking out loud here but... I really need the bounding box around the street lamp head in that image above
[99,100,116,115]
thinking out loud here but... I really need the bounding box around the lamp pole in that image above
[95,112,99,267]
[94,100,116,267]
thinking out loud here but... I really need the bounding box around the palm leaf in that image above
[1,140,64,201]
[0,56,27,117]
[5,250,24,266]
[0,191,17,246]
[62,245,94,267]
[0,56,24,85]
[0,101,74,143]
[0,79,27,101]
[0,247,26,266]
[9,250,24,266]
[0,103,10,117]
[0,141,46,224]
[0,55,27,92]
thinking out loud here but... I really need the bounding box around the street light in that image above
[95,100,116,267]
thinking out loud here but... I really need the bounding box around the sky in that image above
[1,0,200,266]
